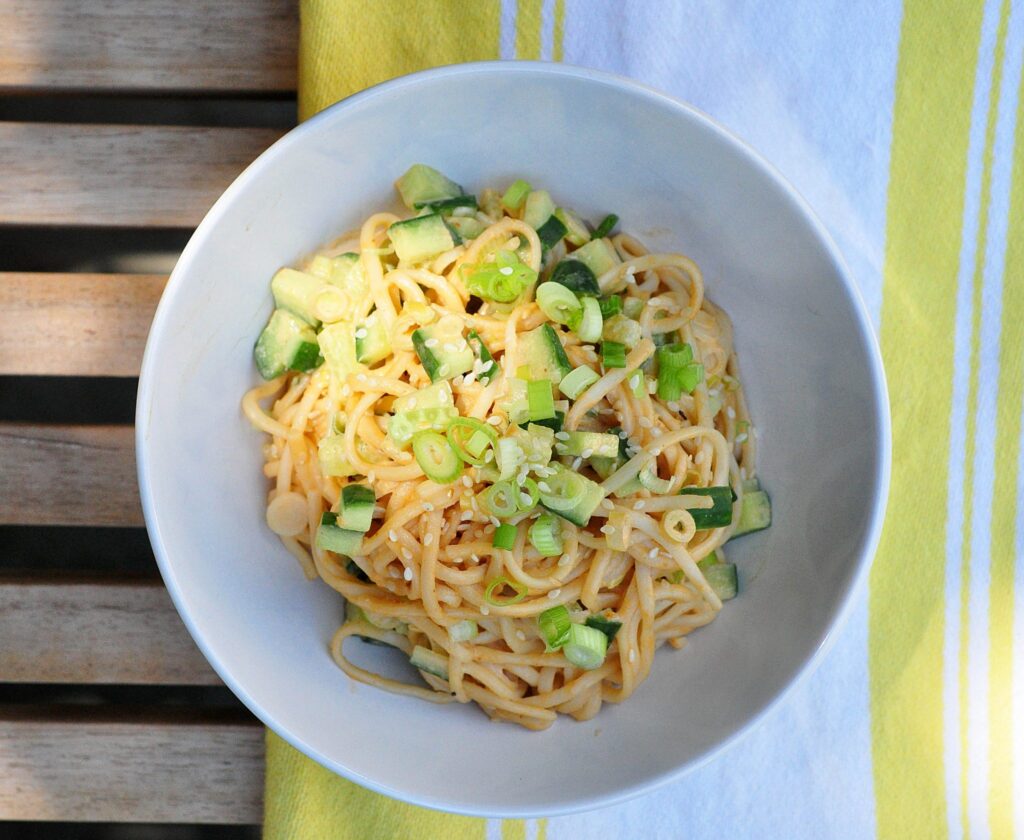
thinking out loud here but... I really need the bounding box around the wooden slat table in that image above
[0,1,298,830]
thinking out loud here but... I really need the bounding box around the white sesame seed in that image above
[667,401,680,412]
[735,433,748,444]
[367,471,377,483]
[572,457,583,470]
[460,510,474,521]
[499,266,514,276]
[487,416,502,425]
[453,375,465,388]
[581,448,594,459]
[617,429,628,439]
[558,554,572,566]
[651,427,662,437]
[388,529,398,542]
[402,548,413,561]
[354,328,368,339]
[423,502,434,511]
[484,449,495,462]
[554,431,570,441]
[490,516,501,527]
[547,589,562,599]
[462,475,473,488]
[600,499,614,511]
[424,533,434,546]
[629,649,637,663]
[633,501,645,510]
[600,525,615,535]
[647,381,658,394]
[438,364,450,377]
[537,482,552,493]
[470,553,480,563]
[443,342,458,353]
[481,605,490,615]
[355,373,368,382]
[515,630,527,641]
[647,547,659,559]
[424,338,439,348]
[638,417,653,429]
[519,492,533,506]
[403,567,413,581]
[694,451,705,465]
[726,406,736,419]
[651,448,662,457]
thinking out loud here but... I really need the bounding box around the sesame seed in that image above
[651,448,662,456]
[424,533,434,546]
[629,649,637,663]
[356,373,368,382]
[537,482,552,493]
[694,451,705,465]
[490,516,501,527]
[487,416,502,426]
[484,449,495,462]
[651,427,662,437]
[667,401,681,412]
[617,429,628,439]
[453,375,465,388]
[581,448,594,459]
[515,630,527,641]
[558,554,572,566]
[470,553,480,563]
[735,433,748,444]
[462,475,473,488]
[424,338,440,348]
[547,589,562,599]
[423,502,434,511]
[354,328,368,339]
[600,499,614,510]
[554,431,570,441]
[572,457,583,470]
[633,501,645,510]
[388,529,398,542]
[647,547,659,559]
[402,548,413,561]
[481,605,490,615]
[403,567,413,581]
[460,510,474,521]
[519,493,533,506]
[647,381,658,394]
[499,266,514,276]
[638,417,653,429]
[443,343,458,353]
[600,525,615,535]
[438,364,450,377]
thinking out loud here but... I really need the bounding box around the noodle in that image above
[243,168,764,729]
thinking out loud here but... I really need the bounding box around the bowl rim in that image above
[136,60,892,818]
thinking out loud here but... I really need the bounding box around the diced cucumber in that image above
[536,214,568,250]
[501,378,530,425]
[271,267,327,327]
[528,410,565,432]
[393,381,454,414]
[415,195,478,213]
[524,190,557,230]
[395,164,464,210]
[622,296,644,319]
[584,614,622,642]
[539,463,607,527]
[548,259,601,296]
[556,431,620,459]
[409,645,450,680]
[318,322,359,380]
[589,455,619,480]
[703,563,738,600]
[318,435,358,477]
[324,252,370,296]
[603,314,643,346]
[355,312,391,365]
[316,512,363,557]
[516,324,572,384]
[732,489,771,537]
[741,476,761,494]
[573,237,621,278]
[466,330,498,383]
[337,484,375,532]
[447,215,487,240]
[681,486,734,529]
[254,309,321,379]
[412,323,474,382]
[554,208,591,247]
[389,214,459,263]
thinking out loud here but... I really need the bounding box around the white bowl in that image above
[137,62,890,817]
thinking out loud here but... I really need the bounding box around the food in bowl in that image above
[241,164,772,729]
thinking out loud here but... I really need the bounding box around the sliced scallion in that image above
[492,523,517,550]
[528,512,563,557]
[599,295,622,319]
[559,365,600,399]
[527,379,556,421]
[483,481,521,519]
[576,295,603,343]
[446,417,498,466]
[656,342,703,401]
[484,575,528,606]
[536,281,582,328]
[593,213,619,239]
[411,430,462,484]
[563,623,608,670]
[537,604,572,650]
[462,250,536,302]
[495,436,526,480]
[466,329,498,383]
[502,179,532,211]
[601,340,628,369]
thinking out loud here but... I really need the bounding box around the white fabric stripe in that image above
[945,0,1003,836]
[967,1,1024,834]
[525,818,539,840]
[500,0,517,60]
[486,819,503,840]
[540,0,556,61]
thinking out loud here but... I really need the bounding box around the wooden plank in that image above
[0,424,142,526]
[0,123,283,227]
[0,273,165,377]
[0,0,296,93]
[0,710,263,823]
[0,579,219,685]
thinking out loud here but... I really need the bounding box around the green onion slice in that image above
[593,213,619,239]
[462,250,537,302]
[656,342,703,400]
[527,379,556,421]
[492,523,517,550]
[538,604,572,651]
[559,365,600,400]
[563,623,608,670]
[601,340,628,369]
[538,468,589,512]
[576,295,603,343]
[536,281,582,327]
[518,477,541,511]
[484,575,528,606]
[446,417,498,466]
[502,179,532,211]
[483,482,521,519]
[529,512,563,557]
[411,430,463,484]
[495,437,526,480]
[639,462,673,494]
[599,295,622,319]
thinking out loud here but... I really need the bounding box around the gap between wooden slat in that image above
[0,123,283,227]
[0,709,263,823]
[0,0,296,93]
[0,424,141,526]
[0,578,218,685]
[0,273,165,377]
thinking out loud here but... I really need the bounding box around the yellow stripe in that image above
[988,57,1024,840]
[537,817,549,840]
[298,0,503,119]
[264,731,486,840]
[553,0,566,61]
[501,819,527,840]
[869,1,985,838]
[515,0,543,60]
[959,5,1012,836]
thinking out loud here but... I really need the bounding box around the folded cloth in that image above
[266,1,1024,837]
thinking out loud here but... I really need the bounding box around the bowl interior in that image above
[138,63,887,817]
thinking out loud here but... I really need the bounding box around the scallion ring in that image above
[446,417,498,466]
[411,430,463,484]
[536,282,583,328]
[484,575,528,606]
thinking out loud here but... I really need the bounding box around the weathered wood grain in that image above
[0,273,165,376]
[0,123,283,227]
[0,579,219,684]
[0,0,296,93]
[0,710,263,823]
[0,424,142,526]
